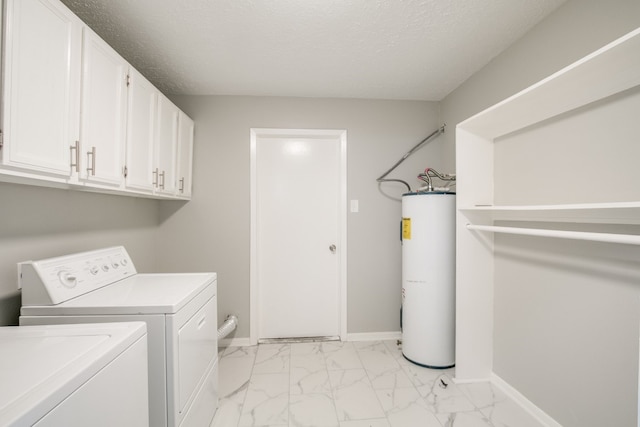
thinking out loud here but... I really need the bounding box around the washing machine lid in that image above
[0,322,146,426]
[21,273,217,316]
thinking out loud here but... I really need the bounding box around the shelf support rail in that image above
[376,125,445,192]
[466,224,640,246]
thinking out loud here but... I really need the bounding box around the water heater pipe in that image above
[376,125,445,192]
[417,168,456,192]
[217,315,238,340]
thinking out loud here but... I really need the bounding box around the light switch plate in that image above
[350,200,359,213]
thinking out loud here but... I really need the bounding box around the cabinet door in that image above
[155,95,179,195]
[2,0,81,177]
[176,112,194,198]
[79,28,128,186]
[125,68,157,192]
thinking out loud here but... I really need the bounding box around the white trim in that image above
[249,128,348,345]
[250,130,258,345]
[491,373,562,427]
[338,130,348,342]
[451,376,493,385]
[219,337,253,348]
[346,331,401,342]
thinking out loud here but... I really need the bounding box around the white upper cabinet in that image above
[1,0,194,199]
[79,27,128,186]
[155,94,179,196]
[2,0,81,178]
[176,112,194,198]
[124,68,157,193]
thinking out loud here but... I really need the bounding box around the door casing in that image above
[250,128,347,345]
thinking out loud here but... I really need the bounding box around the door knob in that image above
[329,244,336,254]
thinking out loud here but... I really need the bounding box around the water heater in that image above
[401,191,456,368]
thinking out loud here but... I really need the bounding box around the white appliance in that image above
[401,192,456,368]
[18,246,218,427]
[0,322,148,427]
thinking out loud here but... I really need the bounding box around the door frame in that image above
[250,128,347,345]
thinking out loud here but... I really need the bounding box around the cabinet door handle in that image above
[152,168,159,187]
[70,141,80,172]
[86,147,96,176]
[179,177,184,193]
[159,170,165,189]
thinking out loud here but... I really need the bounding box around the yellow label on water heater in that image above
[402,217,411,239]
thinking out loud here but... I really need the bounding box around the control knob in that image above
[57,271,77,288]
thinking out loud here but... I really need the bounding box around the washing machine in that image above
[18,246,218,427]
[0,322,148,426]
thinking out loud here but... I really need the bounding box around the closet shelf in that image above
[454,26,640,382]
[466,224,640,246]
[459,28,640,139]
[459,201,640,225]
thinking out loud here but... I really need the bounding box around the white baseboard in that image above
[219,337,253,348]
[452,376,492,385]
[346,331,402,342]
[491,373,562,427]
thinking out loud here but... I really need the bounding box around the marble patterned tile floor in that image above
[210,340,544,427]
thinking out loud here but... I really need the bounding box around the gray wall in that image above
[0,182,160,325]
[441,0,640,426]
[158,96,442,338]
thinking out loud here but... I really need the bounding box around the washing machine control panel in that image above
[19,246,137,305]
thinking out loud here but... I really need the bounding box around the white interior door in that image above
[252,129,345,340]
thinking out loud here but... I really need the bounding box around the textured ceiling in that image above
[61,0,566,100]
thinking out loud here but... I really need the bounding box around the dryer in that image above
[18,246,218,427]
[0,322,148,427]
